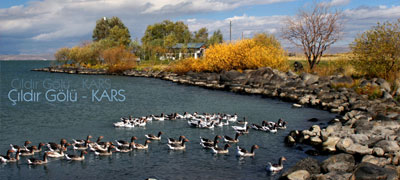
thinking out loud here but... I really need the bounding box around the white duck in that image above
[232,122,248,131]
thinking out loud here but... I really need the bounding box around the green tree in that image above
[208,30,223,45]
[193,27,208,43]
[351,19,400,79]
[55,47,71,64]
[141,20,192,59]
[92,16,131,47]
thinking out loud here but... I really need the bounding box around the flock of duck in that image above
[2,112,288,173]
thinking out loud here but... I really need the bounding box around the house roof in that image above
[172,43,205,49]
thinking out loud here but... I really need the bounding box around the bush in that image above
[102,46,136,73]
[355,84,383,100]
[169,34,287,73]
[351,19,400,80]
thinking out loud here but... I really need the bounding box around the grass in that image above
[135,59,173,71]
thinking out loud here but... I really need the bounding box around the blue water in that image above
[0,61,335,179]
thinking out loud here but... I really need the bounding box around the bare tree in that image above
[282,1,342,70]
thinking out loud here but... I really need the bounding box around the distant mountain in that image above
[0,54,54,60]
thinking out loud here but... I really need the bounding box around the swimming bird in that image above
[211,144,231,154]
[200,135,221,149]
[94,145,115,156]
[116,142,135,153]
[10,141,31,151]
[65,151,87,161]
[168,136,186,145]
[29,143,46,153]
[115,136,137,147]
[223,133,241,143]
[266,156,287,172]
[73,140,91,151]
[47,149,64,158]
[232,122,248,131]
[72,135,92,145]
[27,152,48,165]
[236,145,259,157]
[20,146,37,156]
[134,140,151,150]
[0,149,18,163]
[168,138,189,150]
[145,131,163,140]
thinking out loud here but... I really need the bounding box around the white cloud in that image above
[328,0,350,6]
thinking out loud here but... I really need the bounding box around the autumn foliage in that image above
[170,34,287,74]
[102,46,136,73]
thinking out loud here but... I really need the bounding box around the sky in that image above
[0,0,399,55]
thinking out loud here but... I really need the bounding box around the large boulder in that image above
[322,137,341,152]
[350,162,398,180]
[321,153,355,173]
[362,155,391,167]
[286,170,310,180]
[282,157,321,177]
[374,140,400,153]
[343,143,373,155]
[375,78,391,92]
[313,171,352,180]
[220,70,243,82]
[301,73,319,85]
[336,138,353,152]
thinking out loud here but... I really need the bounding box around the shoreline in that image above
[32,66,400,179]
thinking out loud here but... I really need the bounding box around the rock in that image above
[310,125,321,136]
[321,153,355,173]
[374,140,400,153]
[282,157,321,176]
[351,162,398,180]
[314,171,352,180]
[220,70,242,82]
[350,134,369,146]
[336,138,353,152]
[286,170,310,180]
[310,136,323,145]
[325,122,342,134]
[322,137,341,152]
[344,143,373,155]
[301,73,319,85]
[362,155,391,167]
[293,61,304,72]
[373,147,385,157]
[382,91,393,99]
[375,78,391,92]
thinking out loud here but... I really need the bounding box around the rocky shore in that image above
[33,66,400,179]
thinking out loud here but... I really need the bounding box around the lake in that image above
[0,61,335,179]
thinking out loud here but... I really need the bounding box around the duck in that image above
[237,117,247,125]
[223,133,241,143]
[168,136,186,144]
[168,138,189,150]
[10,140,31,151]
[227,113,238,122]
[152,113,165,121]
[88,142,112,152]
[0,149,18,163]
[232,122,248,131]
[94,145,115,156]
[266,156,287,172]
[145,131,163,140]
[94,136,107,146]
[200,135,221,149]
[134,140,151,150]
[236,126,250,134]
[20,146,37,156]
[47,149,64,158]
[236,145,259,157]
[29,143,46,153]
[115,136,137,147]
[72,135,92,145]
[211,144,231,154]
[65,151,87,161]
[73,140,91,151]
[27,152,48,165]
[277,119,287,129]
[47,139,68,151]
[116,142,135,153]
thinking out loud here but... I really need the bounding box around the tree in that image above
[282,1,342,70]
[55,47,70,64]
[351,19,400,79]
[92,16,131,47]
[253,33,281,49]
[193,27,208,43]
[141,20,192,59]
[208,30,223,45]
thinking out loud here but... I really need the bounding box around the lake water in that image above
[0,61,335,179]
